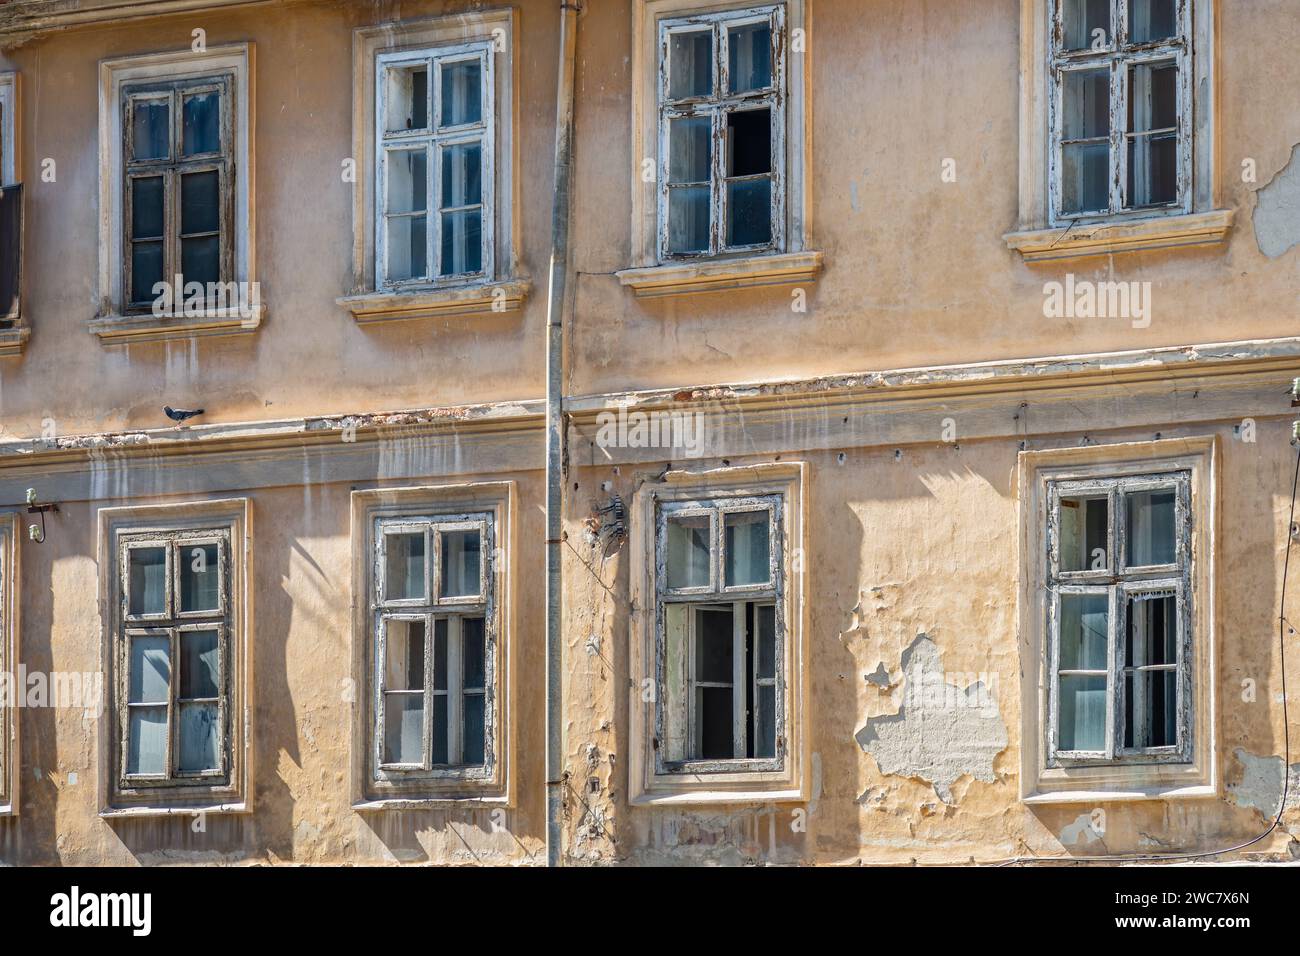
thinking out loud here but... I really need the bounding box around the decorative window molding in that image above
[97,498,251,816]
[0,71,28,354]
[350,482,515,808]
[630,463,807,805]
[620,0,819,298]
[1017,437,1217,803]
[340,11,529,326]
[0,513,19,816]
[1004,0,1230,261]
[94,44,260,343]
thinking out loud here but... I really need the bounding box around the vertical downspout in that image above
[545,0,578,869]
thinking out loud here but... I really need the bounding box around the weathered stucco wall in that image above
[0,0,1296,865]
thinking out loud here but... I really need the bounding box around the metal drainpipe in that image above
[545,0,578,869]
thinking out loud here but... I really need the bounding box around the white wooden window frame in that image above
[0,513,19,817]
[374,43,495,291]
[350,482,515,809]
[118,530,232,788]
[1048,0,1192,225]
[95,44,259,337]
[656,4,786,261]
[1045,471,1193,768]
[97,499,251,817]
[630,463,807,806]
[1017,439,1217,804]
[372,512,495,782]
[657,496,783,773]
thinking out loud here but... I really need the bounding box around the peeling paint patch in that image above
[1061,812,1104,847]
[854,633,1008,804]
[1253,144,1300,258]
[865,662,891,687]
[1227,747,1300,817]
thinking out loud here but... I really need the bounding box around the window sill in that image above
[0,325,30,356]
[1004,209,1234,263]
[338,278,531,324]
[89,305,264,344]
[1022,784,1217,805]
[616,250,824,298]
[99,800,249,819]
[352,794,508,812]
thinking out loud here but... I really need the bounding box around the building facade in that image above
[0,0,1297,865]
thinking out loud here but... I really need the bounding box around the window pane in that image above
[695,605,733,683]
[727,178,771,246]
[756,603,776,679]
[1059,494,1108,571]
[1124,670,1177,749]
[668,187,709,253]
[131,176,164,239]
[1126,133,1177,207]
[384,531,425,601]
[726,108,771,177]
[385,64,429,132]
[1126,488,1176,566]
[728,21,771,93]
[1059,593,1108,671]
[181,170,220,235]
[433,618,448,692]
[181,237,220,287]
[1062,69,1110,140]
[384,618,425,691]
[463,693,485,765]
[1061,0,1110,51]
[386,215,427,282]
[177,702,219,772]
[132,98,170,161]
[1128,61,1177,132]
[129,633,170,703]
[1130,0,1177,43]
[1061,141,1109,214]
[724,511,770,586]
[179,543,220,613]
[462,616,486,688]
[439,209,482,276]
[697,686,733,758]
[440,59,482,127]
[666,514,710,588]
[441,142,482,208]
[430,692,449,764]
[1125,592,1176,667]
[1058,675,1107,751]
[128,547,167,616]
[179,628,219,699]
[383,693,424,764]
[669,29,712,99]
[386,149,427,214]
[440,529,482,598]
[127,707,168,775]
[182,91,220,155]
[669,115,711,183]
[131,242,164,304]
[756,683,776,758]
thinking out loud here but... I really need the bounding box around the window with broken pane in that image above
[376,44,492,289]
[658,5,784,260]
[118,531,229,784]
[657,496,782,771]
[122,76,232,310]
[1046,471,1191,765]
[1050,0,1189,222]
[373,513,494,779]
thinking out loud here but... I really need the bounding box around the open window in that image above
[630,463,807,805]
[0,71,27,351]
